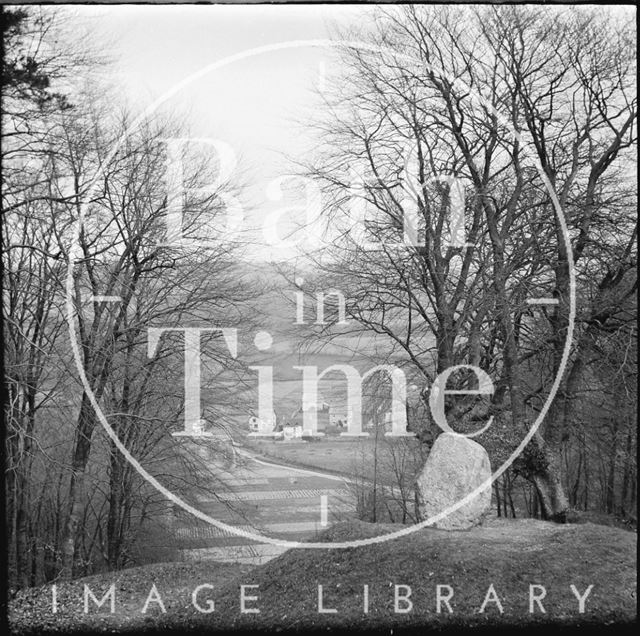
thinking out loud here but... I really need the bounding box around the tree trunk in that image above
[570,442,583,507]
[515,431,570,521]
[494,481,502,517]
[605,419,619,514]
[15,493,30,588]
[107,441,124,569]
[506,473,517,518]
[60,394,97,578]
[12,391,38,589]
[619,422,633,517]
[530,438,570,522]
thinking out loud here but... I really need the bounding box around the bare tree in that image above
[54,97,260,576]
[303,5,636,521]
[2,6,95,587]
[3,8,263,584]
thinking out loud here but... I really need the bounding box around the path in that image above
[168,441,356,564]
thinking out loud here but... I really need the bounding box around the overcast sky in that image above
[73,4,374,262]
[68,4,635,263]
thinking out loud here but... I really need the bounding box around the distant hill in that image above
[223,258,417,426]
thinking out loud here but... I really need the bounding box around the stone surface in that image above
[415,432,491,530]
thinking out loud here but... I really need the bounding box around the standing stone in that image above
[415,432,491,530]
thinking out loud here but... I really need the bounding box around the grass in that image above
[239,434,425,483]
[8,561,253,635]
[9,518,636,635]
[239,436,367,478]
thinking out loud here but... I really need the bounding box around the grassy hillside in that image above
[9,519,636,635]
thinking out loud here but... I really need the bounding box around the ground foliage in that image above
[8,519,636,634]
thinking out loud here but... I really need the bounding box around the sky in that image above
[72,4,375,262]
[64,4,636,263]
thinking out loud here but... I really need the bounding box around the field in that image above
[241,435,426,483]
[241,437,372,477]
